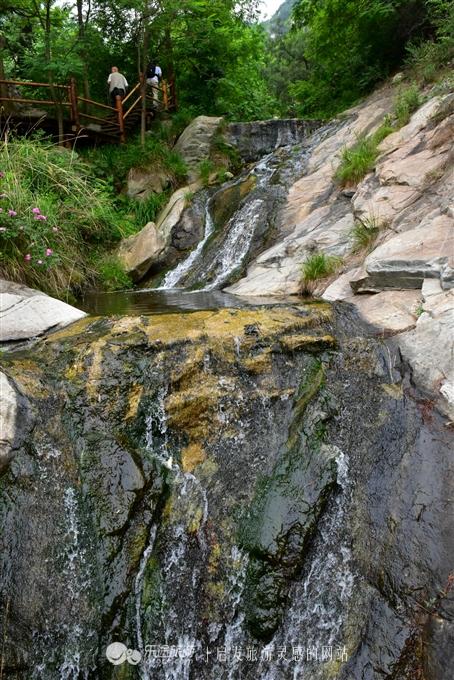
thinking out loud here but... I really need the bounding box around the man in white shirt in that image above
[146,62,162,107]
[107,67,128,108]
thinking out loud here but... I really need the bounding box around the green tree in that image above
[287,0,433,116]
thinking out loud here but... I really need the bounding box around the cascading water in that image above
[159,123,340,292]
[29,447,96,680]
[135,385,210,680]
[160,200,215,289]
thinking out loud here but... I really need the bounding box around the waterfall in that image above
[30,448,95,680]
[135,386,210,680]
[160,200,215,289]
[159,123,340,293]
[57,488,88,680]
[200,197,266,290]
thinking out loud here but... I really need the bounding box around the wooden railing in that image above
[0,75,176,143]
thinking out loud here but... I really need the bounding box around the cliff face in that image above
[1,303,453,679]
[226,85,454,419]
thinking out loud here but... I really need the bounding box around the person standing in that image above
[146,61,162,107]
[107,67,128,108]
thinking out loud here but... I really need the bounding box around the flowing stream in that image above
[159,123,338,293]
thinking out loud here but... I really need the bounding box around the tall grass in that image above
[0,136,132,299]
[350,216,387,252]
[334,120,395,187]
[394,84,422,127]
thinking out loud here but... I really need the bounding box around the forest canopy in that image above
[0,0,452,120]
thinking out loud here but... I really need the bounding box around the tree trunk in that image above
[76,0,90,103]
[44,0,64,144]
[140,7,150,147]
[0,34,8,112]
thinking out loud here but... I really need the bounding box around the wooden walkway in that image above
[0,76,176,144]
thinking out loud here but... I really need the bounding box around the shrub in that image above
[406,0,454,84]
[300,252,342,294]
[394,84,422,127]
[84,133,187,189]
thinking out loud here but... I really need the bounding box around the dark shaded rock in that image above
[424,614,454,680]
[239,361,338,639]
[226,118,321,163]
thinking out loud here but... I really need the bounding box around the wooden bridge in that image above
[0,76,176,144]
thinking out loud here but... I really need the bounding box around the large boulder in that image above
[0,280,86,343]
[174,116,223,182]
[350,214,454,292]
[117,221,166,282]
[117,182,203,281]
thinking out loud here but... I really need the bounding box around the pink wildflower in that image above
[24,253,31,262]
[45,248,53,256]
[32,208,41,214]
[8,210,17,217]
[35,214,47,221]
[0,172,4,178]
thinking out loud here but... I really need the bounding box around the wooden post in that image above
[69,77,80,131]
[116,94,125,143]
[162,80,168,110]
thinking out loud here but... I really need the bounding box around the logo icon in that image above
[106,642,142,666]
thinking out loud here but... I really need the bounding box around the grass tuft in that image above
[97,255,132,291]
[350,216,386,252]
[334,136,379,187]
[199,159,215,186]
[394,84,422,127]
[300,251,342,294]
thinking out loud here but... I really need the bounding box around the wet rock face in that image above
[0,305,336,678]
[240,362,339,640]
[226,119,321,163]
[1,303,453,680]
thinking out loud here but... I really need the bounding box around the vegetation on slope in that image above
[266,0,454,118]
[0,135,136,297]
